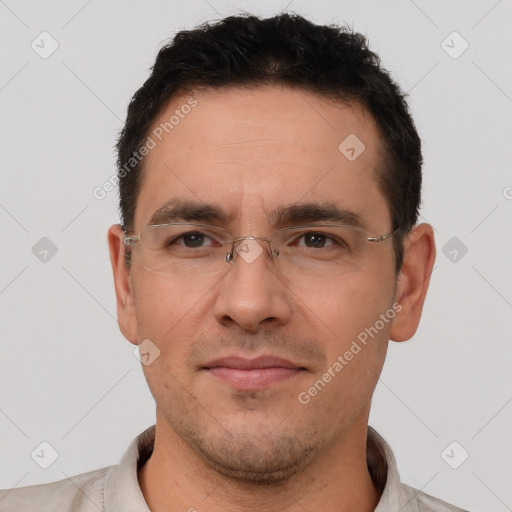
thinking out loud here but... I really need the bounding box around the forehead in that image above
[134,86,390,233]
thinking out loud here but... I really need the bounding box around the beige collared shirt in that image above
[0,425,468,511]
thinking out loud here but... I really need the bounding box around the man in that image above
[0,12,468,512]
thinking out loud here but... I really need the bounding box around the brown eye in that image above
[179,232,207,248]
[302,232,329,248]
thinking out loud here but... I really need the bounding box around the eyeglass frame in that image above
[121,222,400,267]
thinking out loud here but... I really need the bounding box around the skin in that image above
[108,85,435,512]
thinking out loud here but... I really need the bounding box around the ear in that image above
[390,223,436,342]
[107,224,138,345]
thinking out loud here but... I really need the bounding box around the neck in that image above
[138,412,381,512]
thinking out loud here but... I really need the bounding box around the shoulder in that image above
[402,483,470,512]
[0,466,110,512]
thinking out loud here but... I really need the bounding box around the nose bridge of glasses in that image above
[226,235,276,264]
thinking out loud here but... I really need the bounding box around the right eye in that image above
[166,230,220,249]
[171,231,209,248]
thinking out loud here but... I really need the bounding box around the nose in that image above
[213,238,292,331]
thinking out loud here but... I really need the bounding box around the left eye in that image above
[297,232,336,249]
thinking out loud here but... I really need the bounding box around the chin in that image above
[192,431,318,486]
[171,410,332,486]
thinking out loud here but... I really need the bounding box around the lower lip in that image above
[207,367,302,390]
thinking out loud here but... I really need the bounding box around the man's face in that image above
[115,86,399,482]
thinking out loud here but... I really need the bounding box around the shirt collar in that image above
[103,424,408,511]
[103,425,154,511]
[369,427,415,511]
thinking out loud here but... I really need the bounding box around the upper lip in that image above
[203,355,303,370]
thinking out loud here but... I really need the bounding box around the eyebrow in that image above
[149,200,230,226]
[147,199,366,230]
[268,202,366,228]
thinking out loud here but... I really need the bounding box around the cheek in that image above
[132,275,198,342]
[297,284,391,421]
[291,271,391,343]
[295,271,393,404]
[131,275,218,383]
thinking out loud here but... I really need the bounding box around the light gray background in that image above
[1,1,511,510]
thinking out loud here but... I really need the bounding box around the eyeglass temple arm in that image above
[368,227,401,243]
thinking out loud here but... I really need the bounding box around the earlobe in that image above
[107,224,139,344]
[390,223,436,343]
